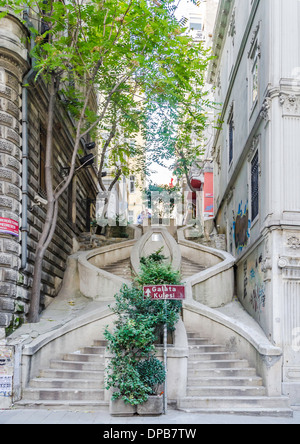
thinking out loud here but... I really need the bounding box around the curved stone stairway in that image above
[101,257,206,280]
[177,333,292,417]
[16,340,108,411]
[15,332,292,416]
[13,228,292,416]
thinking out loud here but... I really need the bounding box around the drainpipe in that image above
[21,9,36,270]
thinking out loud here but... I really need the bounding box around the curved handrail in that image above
[178,225,236,308]
[131,227,181,276]
[77,240,134,300]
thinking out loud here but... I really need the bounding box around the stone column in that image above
[0,15,29,334]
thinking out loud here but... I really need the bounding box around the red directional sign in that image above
[143,285,186,301]
[0,218,19,237]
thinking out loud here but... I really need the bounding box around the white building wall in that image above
[210,0,300,404]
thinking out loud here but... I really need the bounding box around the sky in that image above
[148,0,201,186]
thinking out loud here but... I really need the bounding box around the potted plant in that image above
[104,250,182,416]
[104,296,155,416]
[136,357,166,416]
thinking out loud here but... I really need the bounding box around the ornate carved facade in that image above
[209,0,300,405]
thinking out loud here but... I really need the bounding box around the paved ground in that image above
[0,407,299,425]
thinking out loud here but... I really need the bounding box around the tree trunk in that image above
[28,79,57,323]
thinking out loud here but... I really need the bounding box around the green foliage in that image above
[140,246,166,265]
[137,357,166,396]
[0,0,216,188]
[104,249,182,405]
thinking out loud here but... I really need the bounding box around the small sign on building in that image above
[0,218,19,237]
[0,346,14,408]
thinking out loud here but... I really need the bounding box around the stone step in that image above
[39,368,104,380]
[23,387,105,401]
[188,376,263,387]
[50,360,105,371]
[188,367,257,378]
[62,352,105,362]
[14,400,109,411]
[177,396,291,411]
[189,345,227,352]
[177,407,293,418]
[187,338,211,345]
[188,352,238,360]
[188,359,250,369]
[29,377,103,389]
[93,340,108,347]
[81,346,107,354]
[186,386,266,397]
[187,332,205,338]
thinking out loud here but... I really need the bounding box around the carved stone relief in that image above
[279,93,300,116]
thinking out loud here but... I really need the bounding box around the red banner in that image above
[0,218,19,236]
[143,285,186,301]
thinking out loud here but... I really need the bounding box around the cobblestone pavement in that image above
[0,408,299,425]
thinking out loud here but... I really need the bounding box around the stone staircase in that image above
[15,340,108,411]
[15,334,293,416]
[181,257,206,279]
[101,257,206,281]
[177,333,292,417]
[102,258,133,280]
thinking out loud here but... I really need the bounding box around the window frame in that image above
[129,175,136,194]
[227,105,235,168]
[248,137,261,226]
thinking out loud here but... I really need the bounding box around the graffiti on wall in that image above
[243,252,266,321]
[233,201,251,253]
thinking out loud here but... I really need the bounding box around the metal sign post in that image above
[143,285,186,415]
[163,297,168,415]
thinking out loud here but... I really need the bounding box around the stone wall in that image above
[0,38,27,331]
[0,13,98,335]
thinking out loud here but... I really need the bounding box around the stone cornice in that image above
[208,0,234,84]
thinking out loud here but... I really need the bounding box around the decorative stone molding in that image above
[279,93,300,116]
[226,186,234,205]
[248,21,261,59]
[260,97,271,122]
[247,135,260,161]
[228,8,236,40]
[287,236,300,250]
[278,256,300,280]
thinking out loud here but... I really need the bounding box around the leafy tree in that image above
[0,0,212,322]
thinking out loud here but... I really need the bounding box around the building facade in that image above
[178,0,218,227]
[0,11,99,337]
[209,0,300,404]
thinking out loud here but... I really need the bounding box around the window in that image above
[228,110,234,166]
[130,176,135,194]
[128,210,134,224]
[250,43,259,106]
[248,23,261,110]
[39,125,47,196]
[251,150,259,221]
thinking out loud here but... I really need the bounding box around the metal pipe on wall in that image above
[21,9,36,270]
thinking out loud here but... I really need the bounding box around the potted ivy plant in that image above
[136,357,166,416]
[104,289,156,416]
[104,250,182,417]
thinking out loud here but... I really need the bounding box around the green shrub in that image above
[137,357,166,396]
[104,249,182,405]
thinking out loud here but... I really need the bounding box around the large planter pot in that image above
[109,398,137,417]
[137,396,164,417]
